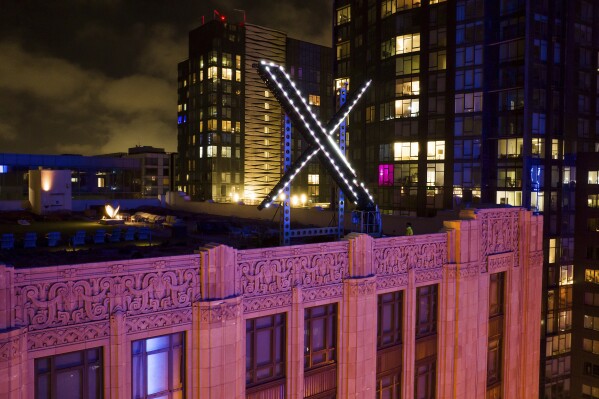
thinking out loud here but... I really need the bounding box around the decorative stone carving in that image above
[14,265,200,331]
[445,262,480,279]
[28,322,109,350]
[199,301,241,324]
[302,284,343,303]
[376,274,409,290]
[528,251,544,268]
[237,243,348,296]
[479,209,520,265]
[126,309,193,333]
[487,252,513,274]
[373,235,447,276]
[243,293,292,314]
[414,268,444,284]
[0,336,21,361]
[346,279,376,296]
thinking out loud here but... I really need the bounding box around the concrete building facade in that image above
[177,18,333,205]
[0,207,542,399]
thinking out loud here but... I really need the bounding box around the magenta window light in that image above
[379,164,393,186]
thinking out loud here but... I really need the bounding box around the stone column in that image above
[108,311,127,399]
[0,265,27,399]
[336,233,377,397]
[402,268,417,399]
[194,244,245,399]
[287,287,305,399]
[339,276,377,398]
[0,328,27,399]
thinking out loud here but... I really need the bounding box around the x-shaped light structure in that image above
[255,61,375,211]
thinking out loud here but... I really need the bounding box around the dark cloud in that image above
[0,0,332,155]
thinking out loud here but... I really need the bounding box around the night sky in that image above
[0,0,332,155]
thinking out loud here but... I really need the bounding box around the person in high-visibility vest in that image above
[405,222,413,236]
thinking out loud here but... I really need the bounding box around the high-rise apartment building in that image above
[177,17,332,205]
[332,0,599,397]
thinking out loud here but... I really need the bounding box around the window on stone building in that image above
[35,348,103,399]
[246,314,286,388]
[487,272,505,397]
[414,358,436,399]
[378,291,403,348]
[304,304,337,369]
[416,285,437,338]
[131,332,185,399]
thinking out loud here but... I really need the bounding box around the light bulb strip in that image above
[256,61,375,209]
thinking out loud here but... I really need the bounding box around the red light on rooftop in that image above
[220,15,226,21]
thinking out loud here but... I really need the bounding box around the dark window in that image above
[378,291,403,348]
[377,370,401,399]
[35,348,103,399]
[487,273,505,397]
[489,272,505,317]
[246,313,286,387]
[304,304,337,369]
[132,332,185,399]
[416,285,438,338]
[414,358,436,399]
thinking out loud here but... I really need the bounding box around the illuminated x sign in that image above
[255,61,375,211]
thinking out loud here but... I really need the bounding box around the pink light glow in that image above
[378,164,393,186]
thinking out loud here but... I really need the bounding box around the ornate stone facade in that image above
[0,208,543,399]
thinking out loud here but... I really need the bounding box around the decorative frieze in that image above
[28,321,109,350]
[242,293,292,314]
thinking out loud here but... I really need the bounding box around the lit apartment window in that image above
[35,348,103,399]
[207,119,218,131]
[177,104,182,112]
[235,70,241,82]
[335,78,350,91]
[222,68,232,80]
[264,115,270,122]
[199,147,203,158]
[222,120,232,132]
[589,170,599,184]
[265,90,270,97]
[236,55,241,69]
[246,314,286,392]
[309,95,321,106]
[336,5,351,25]
[207,66,218,79]
[396,78,420,96]
[132,333,184,399]
[532,138,545,158]
[265,103,270,110]
[427,141,445,160]
[379,164,394,186]
[395,98,419,118]
[560,265,573,285]
[394,142,419,161]
[426,163,444,187]
[397,33,420,54]
[496,191,522,206]
[308,174,319,185]
[497,138,523,159]
[222,146,231,158]
[207,146,217,158]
